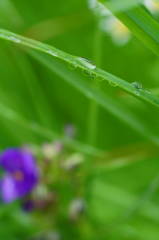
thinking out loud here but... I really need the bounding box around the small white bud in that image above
[144,0,159,14]
[69,198,86,221]
[62,153,84,171]
[101,16,131,46]
[42,141,63,159]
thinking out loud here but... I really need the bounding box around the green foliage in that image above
[1,0,159,239]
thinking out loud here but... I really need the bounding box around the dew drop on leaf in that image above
[131,81,142,89]
[77,57,96,70]
[109,81,118,87]
[9,36,21,43]
[135,90,141,96]
[46,49,58,57]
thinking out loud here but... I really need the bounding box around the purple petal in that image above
[0,148,39,203]
[0,148,38,175]
[1,175,18,203]
[1,172,38,203]
[14,172,38,197]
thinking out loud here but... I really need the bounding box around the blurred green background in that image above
[1,0,159,239]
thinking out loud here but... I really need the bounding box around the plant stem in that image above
[87,25,103,146]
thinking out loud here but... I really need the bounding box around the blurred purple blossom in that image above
[0,148,39,203]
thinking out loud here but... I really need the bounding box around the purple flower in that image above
[0,148,39,203]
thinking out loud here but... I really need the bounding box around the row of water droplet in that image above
[0,33,152,98]
[0,33,22,43]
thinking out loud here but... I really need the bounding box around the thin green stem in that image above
[123,174,159,221]
[87,26,103,145]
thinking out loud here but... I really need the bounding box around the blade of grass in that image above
[0,41,35,120]
[0,29,159,110]
[1,29,159,146]
[9,46,60,129]
[101,1,159,57]
[0,99,103,156]
[91,180,159,222]
[24,11,92,41]
[0,42,40,143]
[30,50,159,145]
[0,0,23,28]
[123,174,159,220]
[89,0,144,17]
[100,0,144,13]
[93,144,159,170]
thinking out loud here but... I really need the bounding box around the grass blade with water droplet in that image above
[30,50,159,146]
[0,28,159,109]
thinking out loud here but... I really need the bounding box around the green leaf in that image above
[30,50,159,145]
[0,28,159,108]
[0,29,159,146]
[101,1,159,57]
[99,0,144,13]
[87,157,159,239]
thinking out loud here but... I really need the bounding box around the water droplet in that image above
[82,69,90,77]
[77,57,96,70]
[89,72,96,81]
[131,81,142,89]
[46,49,58,57]
[135,90,140,96]
[109,81,118,87]
[9,36,21,43]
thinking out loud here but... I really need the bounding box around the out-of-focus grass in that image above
[1,0,159,239]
